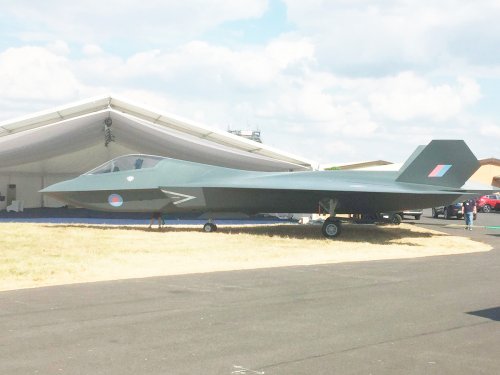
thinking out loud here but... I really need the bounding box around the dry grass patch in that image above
[0,222,491,291]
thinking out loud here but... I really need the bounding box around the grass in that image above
[0,222,491,291]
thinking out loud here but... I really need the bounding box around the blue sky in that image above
[202,0,293,46]
[0,0,499,164]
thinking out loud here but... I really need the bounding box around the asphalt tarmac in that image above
[0,211,498,374]
[407,208,500,244]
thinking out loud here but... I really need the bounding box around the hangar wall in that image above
[0,174,41,210]
[0,175,8,210]
[0,174,75,210]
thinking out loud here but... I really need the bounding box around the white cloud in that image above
[116,89,180,113]
[480,122,500,139]
[151,37,312,87]
[72,37,315,95]
[0,37,488,162]
[46,40,70,55]
[0,46,81,101]
[367,72,481,121]
[82,44,104,56]
[257,83,378,137]
[5,0,268,46]
[283,0,500,71]
[1,1,499,163]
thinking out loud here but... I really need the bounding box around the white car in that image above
[399,209,423,220]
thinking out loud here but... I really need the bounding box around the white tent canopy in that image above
[0,95,314,174]
[0,95,314,209]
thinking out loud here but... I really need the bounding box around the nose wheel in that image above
[203,223,218,232]
[322,217,342,238]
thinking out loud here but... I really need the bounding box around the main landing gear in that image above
[318,198,403,239]
[321,217,342,238]
[320,213,402,239]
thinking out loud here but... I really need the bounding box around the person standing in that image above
[462,199,477,230]
[149,212,163,229]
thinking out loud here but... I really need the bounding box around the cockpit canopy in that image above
[86,155,165,175]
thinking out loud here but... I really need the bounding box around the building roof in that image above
[0,95,315,174]
[479,158,500,167]
[321,160,393,171]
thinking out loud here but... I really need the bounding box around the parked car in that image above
[432,203,477,220]
[433,203,462,219]
[399,209,423,220]
[476,194,500,213]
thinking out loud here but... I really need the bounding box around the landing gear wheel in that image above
[203,223,217,232]
[391,213,402,225]
[322,218,342,238]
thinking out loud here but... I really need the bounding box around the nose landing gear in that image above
[203,222,218,232]
[319,198,342,239]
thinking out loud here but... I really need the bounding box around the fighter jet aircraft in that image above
[41,140,482,238]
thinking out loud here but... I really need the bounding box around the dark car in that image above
[432,202,477,220]
[432,203,464,219]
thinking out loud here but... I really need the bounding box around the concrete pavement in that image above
[0,213,498,374]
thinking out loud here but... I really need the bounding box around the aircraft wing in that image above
[155,140,481,214]
[41,140,484,215]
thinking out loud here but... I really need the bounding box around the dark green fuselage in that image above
[42,156,468,215]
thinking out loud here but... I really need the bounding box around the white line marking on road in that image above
[232,365,265,374]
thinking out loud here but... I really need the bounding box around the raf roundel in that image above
[108,193,124,207]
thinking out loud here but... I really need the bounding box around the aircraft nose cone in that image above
[39,185,56,193]
[40,179,77,193]
[40,179,79,198]
[39,179,84,207]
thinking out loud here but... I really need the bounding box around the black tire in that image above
[482,204,492,213]
[203,223,217,232]
[457,214,463,220]
[432,208,438,218]
[322,219,342,238]
[391,213,402,225]
[443,208,450,220]
[414,215,421,220]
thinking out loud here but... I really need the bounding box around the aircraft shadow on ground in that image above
[46,223,446,244]
[467,306,500,321]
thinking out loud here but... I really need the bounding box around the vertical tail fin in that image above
[396,140,479,188]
